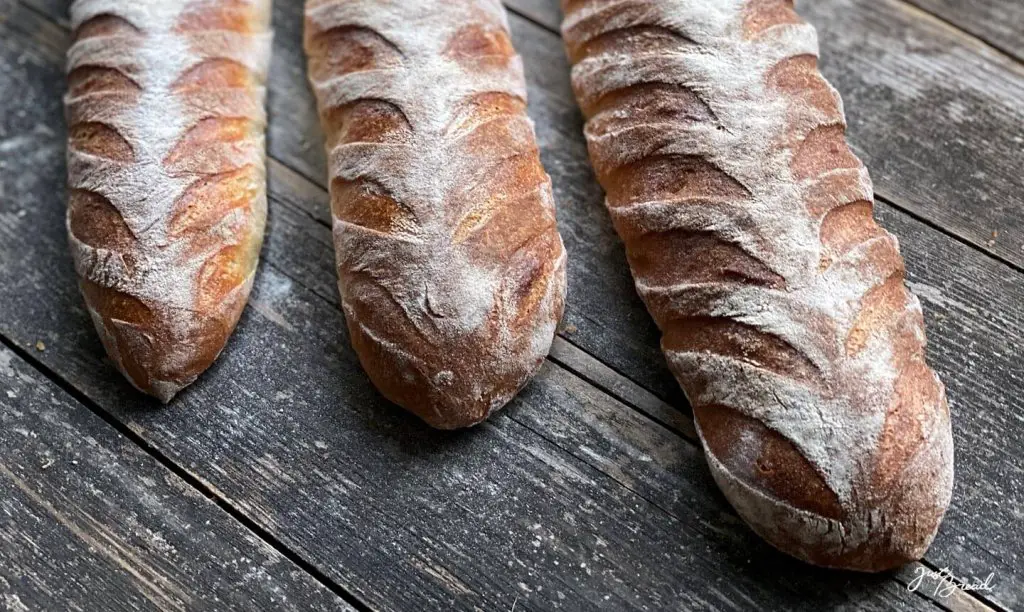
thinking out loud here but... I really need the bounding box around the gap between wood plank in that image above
[873,193,1024,278]
[503,3,556,34]
[13,0,52,22]
[0,333,377,612]
[896,0,1024,67]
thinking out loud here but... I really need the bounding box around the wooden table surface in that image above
[1,0,1021,610]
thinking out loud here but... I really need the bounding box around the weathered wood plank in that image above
[0,345,352,612]
[504,0,562,30]
[548,336,696,441]
[0,14,953,612]
[14,0,67,25]
[12,3,1021,608]
[901,0,1024,61]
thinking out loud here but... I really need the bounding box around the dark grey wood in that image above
[0,346,352,612]
[0,12,955,611]
[15,0,66,25]
[547,336,697,441]
[504,0,563,31]
[902,0,1024,61]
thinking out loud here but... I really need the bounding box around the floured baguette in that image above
[66,0,272,401]
[304,0,567,428]
[562,0,953,571]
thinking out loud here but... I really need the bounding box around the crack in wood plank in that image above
[0,341,356,611]
[896,0,1024,63]
[0,333,376,612]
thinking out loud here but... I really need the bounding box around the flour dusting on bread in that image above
[66,0,271,400]
[563,0,952,570]
[305,0,566,428]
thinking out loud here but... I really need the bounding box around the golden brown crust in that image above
[563,0,953,570]
[66,0,271,401]
[305,0,566,429]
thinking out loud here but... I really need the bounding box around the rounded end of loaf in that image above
[356,342,547,431]
[345,311,560,430]
[66,174,267,403]
[79,272,255,403]
[64,0,271,402]
[695,397,954,572]
[341,245,567,430]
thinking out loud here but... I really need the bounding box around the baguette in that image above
[562,0,953,571]
[304,0,567,429]
[66,0,272,401]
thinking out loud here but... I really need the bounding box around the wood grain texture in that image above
[0,12,954,611]
[902,0,1024,60]
[1,1,1019,610]
[0,345,351,612]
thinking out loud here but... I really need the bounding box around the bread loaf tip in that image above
[306,0,567,428]
[66,0,272,401]
[344,244,566,430]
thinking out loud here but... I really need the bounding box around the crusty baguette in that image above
[562,0,953,571]
[304,0,567,429]
[66,0,272,402]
